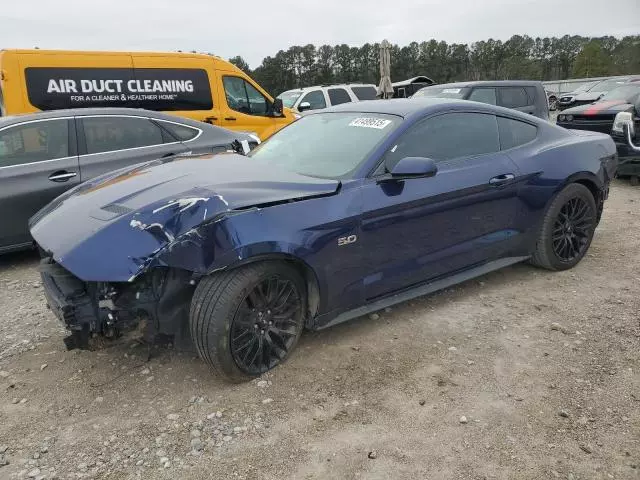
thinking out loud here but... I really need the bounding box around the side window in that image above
[524,87,537,103]
[245,82,269,115]
[351,86,377,101]
[0,119,69,167]
[0,86,5,116]
[328,88,352,106]
[497,117,537,150]
[383,113,500,170]
[498,87,529,108]
[157,120,200,141]
[300,90,327,110]
[82,117,164,155]
[468,88,497,105]
[222,76,269,116]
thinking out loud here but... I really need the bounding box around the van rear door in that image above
[19,51,135,112]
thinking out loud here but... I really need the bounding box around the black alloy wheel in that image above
[230,276,303,375]
[551,196,595,262]
[189,261,306,382]
[530,183,597,271]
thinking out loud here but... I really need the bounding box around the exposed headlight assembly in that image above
[612,111,634,137]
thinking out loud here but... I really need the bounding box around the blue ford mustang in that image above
[29,98,617,381]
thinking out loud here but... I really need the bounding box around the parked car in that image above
[556,84,640,134]
[30,98,617,381]
[611,104,640,185]
[545,89,559,111]
[0,108,259,254]
[411,81,549,119]
[0,49,296,141]
[557,77,640,111]
[391,76,435,98]
[277,84,378,113]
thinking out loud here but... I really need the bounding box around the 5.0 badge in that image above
[338,235,357,246]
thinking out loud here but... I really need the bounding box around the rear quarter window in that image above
[328,88,352,105]
[351,86,377,101]
[499,87,529,108]
[497,117,537,150]
[157,120,200,141]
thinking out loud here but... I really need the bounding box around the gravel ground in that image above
[0,180,638,480]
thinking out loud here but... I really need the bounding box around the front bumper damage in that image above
[39,256,195,350]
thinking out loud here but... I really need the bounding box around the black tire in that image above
[630,176,640,187]
[189,262,306,382]
[531,183,597,271]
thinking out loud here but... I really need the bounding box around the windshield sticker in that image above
[442,88,461,94]
[349,117,392,129]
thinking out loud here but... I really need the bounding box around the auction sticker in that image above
[442,88,461,93]
[349,117,392,129]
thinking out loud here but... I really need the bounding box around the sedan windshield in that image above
[277,90,302,108]
[412,86,470,99]
[599,85,640,102]
[592,79,628,92]
[248,112,401,179]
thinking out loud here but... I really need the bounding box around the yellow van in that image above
[0,49,297,140]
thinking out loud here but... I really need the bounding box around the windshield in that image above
[248,112,401,179]
[412,86,470,99]
[599,85,640,102]
[591,79,628,92]
[574,83,595,92]
[277,91,302,108]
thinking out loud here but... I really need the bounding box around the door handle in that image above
[204,116,218,123]
[489,174,515,186]
[48,171,77,182]
[224,117,237,121]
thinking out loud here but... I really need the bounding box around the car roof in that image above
[319,97,488,116]
[280,84,376,94]
[0,108,203,126]
[422,80,543,88]
[313,97,550,125]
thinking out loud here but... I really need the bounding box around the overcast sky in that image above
[2,0,639,68]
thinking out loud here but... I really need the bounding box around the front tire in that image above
[531,183,597,271]
[189,262,306,382]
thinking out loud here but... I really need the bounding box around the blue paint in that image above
[29,98,618,328]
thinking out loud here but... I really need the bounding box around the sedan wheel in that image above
[531,183,597,271]
[189,262,305,382]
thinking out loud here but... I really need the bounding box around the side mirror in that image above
[390,156,438,179]
[613,112,640,152]
[298,101,312,112]
[272,98,284,116]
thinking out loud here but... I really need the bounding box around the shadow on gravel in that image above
[0,248,40,272]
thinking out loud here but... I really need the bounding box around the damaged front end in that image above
[29,153,340,350]
[39,257,195,350]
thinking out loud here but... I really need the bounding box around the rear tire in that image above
[189,262,306,382]
[531,183,597,271]
[630,176,639,187]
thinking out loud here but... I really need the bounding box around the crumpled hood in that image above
[30,153,339,281]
